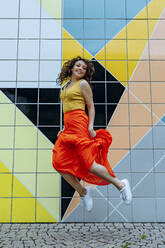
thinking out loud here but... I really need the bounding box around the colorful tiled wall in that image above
[0,0,165,222]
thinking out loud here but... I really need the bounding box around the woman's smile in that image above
[72,60,87,79]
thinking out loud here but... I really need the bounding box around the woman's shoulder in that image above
[79,79,89,88]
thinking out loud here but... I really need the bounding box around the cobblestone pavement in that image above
[0,223,165,248]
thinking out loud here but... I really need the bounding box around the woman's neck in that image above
[71,75,82,83]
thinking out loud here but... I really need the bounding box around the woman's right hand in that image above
[88,127,96,138]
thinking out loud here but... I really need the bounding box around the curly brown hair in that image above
[56,56,95,85]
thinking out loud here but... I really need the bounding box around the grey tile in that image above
[132,173,155,197]
[40,40,61,60]
[108,198,132,222]
[41,20,61,39]
[19,20,40,39]
[40,61,61,81]
[20,0,40,18]
[131,149,154,172]
[18,40,39,60]
[0,20,18,39]
[134,128,153,149]
[117,201,133,222]
[156,198,165,222]
[84,198,108,222]
[93,185,109,198]
[18,61,39,82]
[113,152,131,173]
[154,149,165,172]
[155,173,165,197]
[0,0,19,18]
[108,211,126,222]
[62,200,84,222]
[0,61,16,81]
[0,40,17,59]
[133,198,156,222]
[153,126,165,149]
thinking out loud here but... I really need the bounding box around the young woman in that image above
[52,56,132,211]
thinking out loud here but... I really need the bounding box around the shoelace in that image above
[121,189,127,201]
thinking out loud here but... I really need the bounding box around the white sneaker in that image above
[120,179,132,205]
[83,187,93,212]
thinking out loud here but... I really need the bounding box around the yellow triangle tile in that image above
[63,29,92,61]
[12,198,35,223]
[36,200,58,222]
[147,0,165,19]
[12,174,35,197]
[0,91,11,103]
[106,60,128,85]
[36,198,60,222]
[0,160,11,173]
[0,174,12,197]
[0,199,11,222]
[36,0,62,19]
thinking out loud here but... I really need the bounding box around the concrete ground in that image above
[0,223,165,248]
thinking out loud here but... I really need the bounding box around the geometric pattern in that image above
[62,0,165,222]
[0,0,165,222]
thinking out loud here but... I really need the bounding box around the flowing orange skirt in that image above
[52,109,116,185]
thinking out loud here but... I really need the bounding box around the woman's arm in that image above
[80,80,96,138]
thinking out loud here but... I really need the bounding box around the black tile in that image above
[107,82,125,103]
[17,88,38,103]
[39,127,60,144]
[92,83,105,103]
[39,88,60,103]
[61,197,75,219]
[106,70,117,81]
[39,104,60,125]
[61,179,80,219]
[95,105,106,125]
[107,104,118,123]
[1,89,15,102]
[91,59,106,81]
[62,180,76,198]
[91,58,118,82]
[16,104,37,125]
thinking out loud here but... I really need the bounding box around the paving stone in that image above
[0,223,164,247]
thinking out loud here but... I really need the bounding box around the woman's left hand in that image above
[88,127,96,138]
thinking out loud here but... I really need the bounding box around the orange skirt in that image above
[52,109,116,185]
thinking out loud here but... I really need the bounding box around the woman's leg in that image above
[89,161,125,191]
[59,172,87,197]
[90,161,132,204]
[59,172,93,211]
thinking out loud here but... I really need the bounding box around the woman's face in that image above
[71,60,87,80]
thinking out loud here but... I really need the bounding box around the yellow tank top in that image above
[60,79,86,113]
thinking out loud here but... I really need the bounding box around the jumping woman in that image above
[52,56,132,211]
